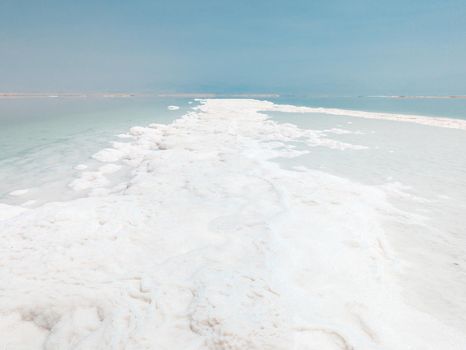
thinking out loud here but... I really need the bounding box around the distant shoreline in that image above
[0,92,281,99]
[1,93,466,100]
[367,95,466,99]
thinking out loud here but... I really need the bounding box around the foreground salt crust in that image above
[0,99,465,349]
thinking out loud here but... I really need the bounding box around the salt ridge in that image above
[0,99,465,349]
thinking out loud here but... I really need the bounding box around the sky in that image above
[0,0,465,95]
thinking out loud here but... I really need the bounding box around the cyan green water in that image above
[0,97,190,202]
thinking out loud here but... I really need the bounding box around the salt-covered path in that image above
[1,99,465,349]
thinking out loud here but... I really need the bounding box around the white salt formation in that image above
[271,103,466,130]
[74,164,88,171]
[0,99,465,349]
[8,188,29,196]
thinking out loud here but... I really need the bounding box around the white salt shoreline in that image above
[0,99,465,349]
[265,102,466,131]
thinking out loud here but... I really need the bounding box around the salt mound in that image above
[9,188,29,196]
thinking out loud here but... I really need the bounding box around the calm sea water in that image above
[0,97,190,202]
[0,95,465,204]
[272,96,466,120]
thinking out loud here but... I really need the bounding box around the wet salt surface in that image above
[0,99,466,349]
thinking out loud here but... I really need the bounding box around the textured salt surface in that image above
[0,99,465,349]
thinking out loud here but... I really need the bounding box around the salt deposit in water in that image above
[0,99,465,349]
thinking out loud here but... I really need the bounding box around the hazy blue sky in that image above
[1,0,465,94]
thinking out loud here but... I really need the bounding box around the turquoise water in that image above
[0,97,190,202]
[0,97,189,160]
[272,96,466,120]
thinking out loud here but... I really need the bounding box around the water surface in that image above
[0,97,189,203]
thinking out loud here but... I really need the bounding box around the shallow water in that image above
[270,110,466,198]
[0,97,189,203]
[272,96,466,120]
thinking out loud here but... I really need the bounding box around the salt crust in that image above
[0,99,465,349]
